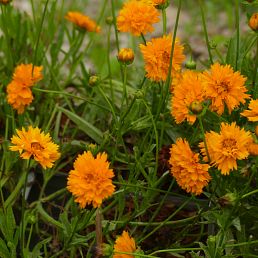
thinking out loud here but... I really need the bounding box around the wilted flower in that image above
[67,151,115,208]
[117,0,160,36]
[140,35,185,81]
[169,138,211,195]
[65,11,100,32]
[10,126,60,169]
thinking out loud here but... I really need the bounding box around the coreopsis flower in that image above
[7,81,34,114]
[248,13,258,31]
[65,11,100,32]
[241,99,258,121]
[67,151,115,208]
[247,140,258,156]
[6,63,43,114]
[140,35,185,81]
[202,63,249,115]
[169,138,211,195]
[113,231,137,258]
[171,70,205,124]
[10,126,60,169]
[117,48,135,65]
[199,122,253,175]
[12,64,43,87]
[117,0,160,36]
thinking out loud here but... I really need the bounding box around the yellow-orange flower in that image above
[117,48,135,65]
[67,151,115,208]
[249,13,258,31]
[199,122,252,175]
[202,63,249,115]
[7,81,34,114]
[241,99,258,121]
[6,63,43,114]
[12,64,43,87]
[117,0,160,36]
[140,35,185,81]
[0,0,12,4]
[10,126,60,169]
[113,231,136,258]
[169,138,210,195]
[171,70,205,124]
[65,11,100,32]
[247,140,258,156]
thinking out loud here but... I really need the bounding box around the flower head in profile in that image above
[113,231,137,258]
[199,122,252,175]
[169,138,211,195]
[117,0,160,36]
[249,13,258,31]
[140,35,185,81]
[65,11,100,32]
[202,63,249,115]
[171,70,205,124]
[241,99,258,121]
[10,126,60,169]
[67,151,115,208]
[6,63,43,114]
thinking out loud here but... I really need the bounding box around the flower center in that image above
[222,138,237,148]
[217,81,230,93]
[31,141,44,152]
[162,51,170,64]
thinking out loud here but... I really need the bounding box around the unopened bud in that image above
[117,48,134,65]
[185,60,196,70]
[218,192,237,207]
[154,0,170,9]
[189,101,203,114]
[249,13,258,31]
[89,75,99,86]
[106,16,114,25]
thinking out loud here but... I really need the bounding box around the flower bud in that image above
[249,13,258,31]
[89,75,99,86]
[189,101,203,114]
[185,60,196,70]
[218,192,237,207]
[154,0,170,9]
[117,48,134,65]
[28,214,37,224]
[0,0,11,4]
[106,16,114,25]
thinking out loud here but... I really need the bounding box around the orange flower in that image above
[199,122,252,175]
[6,63,43,114]
[113,231,136,258]
[117,0,160,36]
[248,13,258,31]
[10,126,60,169]
[169,138,210,195]
[12,64,43,87]
[7,81,34,114]
[241,99,258,121]
[0,0,12,4]
[140,35,185,81]
[67,151,115,208]
[247,140,258,156]
[171,70,205,124]
[65,11,100,32]
[202,63,249,115]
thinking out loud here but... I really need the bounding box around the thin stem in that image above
[253,36,258,97]
[241,188,258,199]
[162,8,167,35]
[95,208,103,257]
[107,25,114,103]
[26,223,34,250]
[141,33,147,45]
[198,0,213,65]
[198,116,210,162]
[235,0,240,70]
[121,65,128,107]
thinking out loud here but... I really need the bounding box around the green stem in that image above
[235,0,240,70]
[95,208,103,257]
[162,8,167,35]
[198,0,213,65]
[253,36,258,97]
[141,33,147,45]
[26,223,34,250]
[107,25,114,103]
[121,65,128,107]
[241,188,258,199]
[198,116,210,162]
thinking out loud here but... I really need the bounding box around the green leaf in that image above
[0,238,10,258]
[57,106,103,144]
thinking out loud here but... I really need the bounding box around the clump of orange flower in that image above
[117,0,160,36]
[241,99,258,121]
[199,122,253,175]
[10,126,60,169]
[140,35,185,81]
[171,70,205,124]
[6,64,43,114]
[113,231,137,258]
[65,11,100,32]
[248,13,258,31]
[202,63,249,115]
[247,139,258,156]
[67,151,115,208]
[169,138,210,195]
